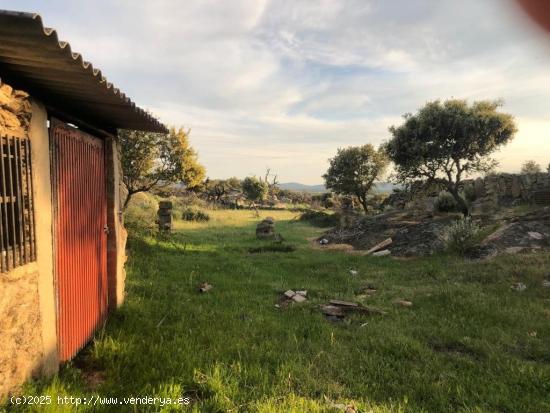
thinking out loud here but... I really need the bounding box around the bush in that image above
[461,184,476,203]
[434,191,458,212]
[182,207,210,222]
[298,210,340,227]
[124,192,159,234]
[441,217,481,255]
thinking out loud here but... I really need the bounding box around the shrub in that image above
[182,207,210,222]
[461,183,476,203]
[124,192,158,234]
[298,210,340,227]
[441,217,481,255]
[434,191,458,212]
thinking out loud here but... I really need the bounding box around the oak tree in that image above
[385,99,517,215]
[323,144,389,214]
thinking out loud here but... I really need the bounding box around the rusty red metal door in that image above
[50,119,108,362]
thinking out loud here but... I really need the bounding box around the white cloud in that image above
[3,0,550,183]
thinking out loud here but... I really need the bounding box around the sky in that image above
[2,0,550,184]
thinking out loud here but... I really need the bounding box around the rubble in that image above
[280,289,308,304]
[511,282,527,292]
[320,211,455,256]
[320,299,386,321]
[199,282,213,293]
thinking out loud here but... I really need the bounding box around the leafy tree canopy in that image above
[242,176,268,205]
[323,144,389,213]
[119,127,205,208]
[520,160,542,175]
[385,99,517,215]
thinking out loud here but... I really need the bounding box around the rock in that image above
[0,88,11,106]
[511,282,527,292]
[283,290,295,299]
[199,282,213,293]
[528,231,544,240]
[256,218,276,239]
[292,294,307,303]
[319,238,329,245]
[0,110,21,129]
[282,289,307,303]
[372,249,391,257]
[320,305,345,317]
[349,269,358,276]
[0,83,13,96]
[542,280,550,288]
[505,246,526,255]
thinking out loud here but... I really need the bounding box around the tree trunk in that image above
[357,194,369,215]
[449,187,469,216]
[123,191,134,210]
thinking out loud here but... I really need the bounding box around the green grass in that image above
[4,210,550,412]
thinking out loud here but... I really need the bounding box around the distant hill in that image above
[279,183,326,193]
[279,182,400,194]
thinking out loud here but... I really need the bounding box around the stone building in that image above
[0,11,167,396]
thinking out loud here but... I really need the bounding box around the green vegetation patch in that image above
[7,210,550,413]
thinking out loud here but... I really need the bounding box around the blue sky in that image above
[2,0,550,183]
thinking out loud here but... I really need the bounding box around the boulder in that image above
[256,218,275,239]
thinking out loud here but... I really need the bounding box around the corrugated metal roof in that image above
[0,10,167,133]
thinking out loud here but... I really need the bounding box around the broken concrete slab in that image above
[284,290,296,299]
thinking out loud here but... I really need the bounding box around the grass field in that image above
[4,210,550,412]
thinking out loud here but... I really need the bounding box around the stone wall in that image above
[0,82,31,137]
[469,173,550,214]
[0,82,46,396]
[384,172,550,214]
[0,265,44,396]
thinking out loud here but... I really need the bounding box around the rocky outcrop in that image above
[0,82,32,137]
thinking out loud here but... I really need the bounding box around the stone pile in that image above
[256,217,275,239]
[157,201,173,232]
[0,82,32,136]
